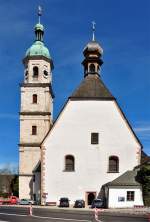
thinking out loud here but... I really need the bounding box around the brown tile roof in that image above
[69,74,114,100]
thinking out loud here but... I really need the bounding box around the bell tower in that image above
[19,7,54,200]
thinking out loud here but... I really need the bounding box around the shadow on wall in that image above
[97,185,108,208]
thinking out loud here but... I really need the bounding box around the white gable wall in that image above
[43,100,141,204]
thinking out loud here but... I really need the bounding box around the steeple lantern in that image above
[82,22,103,77]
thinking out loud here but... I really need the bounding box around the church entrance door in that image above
[86,192,96,205]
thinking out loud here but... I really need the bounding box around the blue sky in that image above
[0,0,149,170]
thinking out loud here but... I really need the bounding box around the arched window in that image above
[108,156,119,172]
[33,66,39,79]
[32,94,37,104]
[89,64,95,73]
[65,155,75,171]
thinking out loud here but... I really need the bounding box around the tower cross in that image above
[38,5,42,24]
[92,21,96,41]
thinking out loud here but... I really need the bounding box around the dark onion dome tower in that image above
[70,22,113,100]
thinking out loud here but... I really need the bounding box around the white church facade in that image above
[19,12,144,208]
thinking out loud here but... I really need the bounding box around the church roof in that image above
[70,74,114,100]
[106,170,141,187]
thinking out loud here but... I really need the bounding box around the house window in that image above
[65,155,75,171]
[127,191,134,201]
[91,133,99,144]
[108,156,119,172]
[33,94,37,104]
[32,126,37,135]
[33,66,39,79]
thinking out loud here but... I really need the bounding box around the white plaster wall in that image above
[108,187,144,208]
[44,100,141,204]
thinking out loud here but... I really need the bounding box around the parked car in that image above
[91,198,103,208]
[19,199,31,205]
[0,196,18,205]
[74,199,85,208]
[28,200,36,205]
[58,197,69,207]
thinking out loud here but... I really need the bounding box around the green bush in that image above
[137,165,150,206]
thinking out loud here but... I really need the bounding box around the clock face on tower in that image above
[43,70,48,78]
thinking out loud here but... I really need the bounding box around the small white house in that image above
[106,170,144,208]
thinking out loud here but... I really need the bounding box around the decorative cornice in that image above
[20,83,55,98]
[22,56,54,70]
[20,112,51,116]
[20,83,50,87]
[19,173,33,176]
[19,143,41,147]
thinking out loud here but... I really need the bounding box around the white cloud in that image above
[134,122,150,150]
[134,126,150,132]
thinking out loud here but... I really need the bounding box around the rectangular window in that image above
[33,94,37,104]
[32,126,37,135]
[91,133,99,144]
[127,191,134,201]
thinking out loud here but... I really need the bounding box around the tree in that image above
[0,164,19,197]
[137,164,150,206]
[11,175,19,197]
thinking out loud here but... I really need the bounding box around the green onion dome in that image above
[25,41,51,59]
[25,23,51,59]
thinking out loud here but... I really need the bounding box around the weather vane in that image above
[38,5,42,24]
[92,21,96,41]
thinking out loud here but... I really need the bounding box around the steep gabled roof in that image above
[69,75,114,100]
[106,170,141,187]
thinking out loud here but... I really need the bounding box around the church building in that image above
[19,11,144,208]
